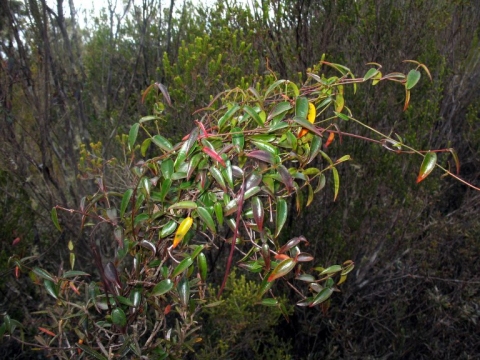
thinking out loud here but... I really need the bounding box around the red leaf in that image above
[277,164,294,193]
[251,197,264,232]
[12,237,21,246]
[246,150,276,164]
[278,236,307,254]
[195,120,209,138]
[202,147,226,167]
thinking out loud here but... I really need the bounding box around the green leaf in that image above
[261,298,279,306]
[128,123,140,150]
[152,134,173,152]
[256,275,273,297]
[51,207,61,232]
[134,213,150,226]
[363,68,379,81]
[252,140,278,155]
[341,260,355,275]
[296,274,316,282]
[295,96,309,119]
[332,167,340,201]
[63,270,90,278]
[33,267,56,282]
[416,151,437,183]
[168,201,198,210]
[77,343,108,360]
[140,138,151,156]
[218,104,241,130]
[139,115,159,123]
[151,279,174,296]
[288,82,300,97]
[406,69,421,90]
[131,288,142,307]
[214,202,224,225]
[268,121,289,132]
[177,276,190,306]
[120,189,133,217]
[244,105,264,126]
[111,308,127,327]
[232,127,245,151]
[238,260,264,273]
[268,101,292,121]
[44,279,58,299]
[265,79,286,98]
[161,159,174,179]
[243,185,261,200]
[210,166,227,192]
[307,183,314,206]
[197,253,208,281]
[187,153,203,180]
[222,161,234,188]
[310,287,334,307]
[160,220,177,238]
[0,322,6,338]
[335,112,350,121]
[268,258,296,282]
[448,148,460,175]
[190,244,205,260]
[171,257,193,278]
[275,198,287,238]
[320,265,342,275]
[308,135,322,164]
[292,116,322,137]
[197,207,216,234]
[116,295,134,307]
[159,178,172,200]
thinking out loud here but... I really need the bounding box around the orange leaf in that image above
[297,102,316,138]
[275,254,291,261]
[403,89,411,111]
[141,83,155,104]
[325,132,335,149]
[39,327,56,337]
[164,304,171,315]
[69,282,81,295]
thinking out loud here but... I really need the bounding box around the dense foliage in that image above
[1,0,479,358]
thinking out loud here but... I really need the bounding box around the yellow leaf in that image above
[335,94,344,113]
[298,102,316,138]
[173,217,193,248]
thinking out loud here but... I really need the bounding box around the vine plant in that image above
[4,59,469,359]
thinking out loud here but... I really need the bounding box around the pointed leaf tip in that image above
[51,207,61,232]
[416,151,437,183]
